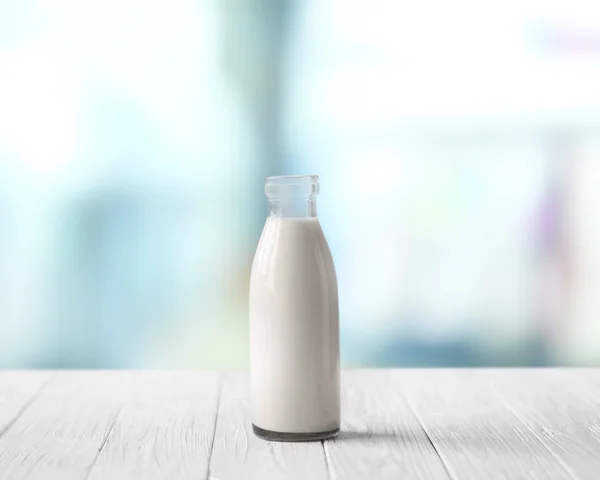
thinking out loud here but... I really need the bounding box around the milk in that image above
[250,186,340,440]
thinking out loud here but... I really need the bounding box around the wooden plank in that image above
[491,369,600,480]
[1,369,596,480]
[396,369,576,480]
[324,370,452,480]
[0,372,53,438]
[208,372,328,480]
[87,371,221,480]
[0,371,130,480]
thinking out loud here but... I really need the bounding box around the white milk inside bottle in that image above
[249,175,340,441]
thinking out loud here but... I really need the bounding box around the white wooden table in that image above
[0,370,598,479]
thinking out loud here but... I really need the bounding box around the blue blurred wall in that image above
[1,0,600,367]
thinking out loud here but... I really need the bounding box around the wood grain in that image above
[0,372,53,438]
[397,369,576,480]
[490,369,600,480]
[0,371,129,480]
[324,370,451,480]
[1,369,599,480]
[86,371,221,480]
[208,372,329,480]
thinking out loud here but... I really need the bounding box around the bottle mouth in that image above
[265,175,319,198]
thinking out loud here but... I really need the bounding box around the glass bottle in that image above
[249,175,340,441]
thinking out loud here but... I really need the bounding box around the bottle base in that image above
[252,424,339,442]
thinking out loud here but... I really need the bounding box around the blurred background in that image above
[1,0,600,368]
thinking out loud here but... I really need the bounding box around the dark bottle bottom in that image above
[252,424,339,442]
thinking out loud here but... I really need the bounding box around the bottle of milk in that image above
[250,175,340,441]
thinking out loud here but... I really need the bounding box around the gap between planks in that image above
[82,407,123,480]
[322,370,452,480]
[321,439,332,480]
[206,373,223,480]
[0,373,56,441]
[489,382,580,480]
[208,372,329,480]
[397,369,580,480]
[84,371,223,480]
[400,396,458,480]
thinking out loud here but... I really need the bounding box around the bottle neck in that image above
[265,175,319,218]
[268,197,317,218]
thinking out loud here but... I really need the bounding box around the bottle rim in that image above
[265,174,319,185]
[265,175,319,199]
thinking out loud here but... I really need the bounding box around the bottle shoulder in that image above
[256,217,330,253]
[251,217,336,279]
